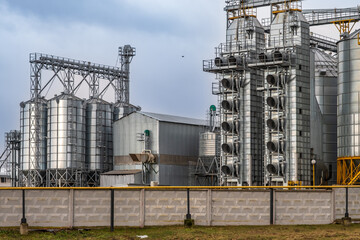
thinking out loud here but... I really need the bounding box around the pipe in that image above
[266,96,282,109]
[345,187,349,218]
[221,78,238,91]
[221,121,240,134]
[273,50,288,61]
[266,141,282,153]
[258,52,272,62]
[266,118,282,131]
[221,99,239,112]
[214,57,228,67]
[221,164,238,177]
[266,163,281,175]
[228,56,243,66]
[266,74,282,87]
[221,143,238,155]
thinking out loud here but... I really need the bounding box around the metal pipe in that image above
[2,185,360,190]
[21,189,26,224]
[345,187,349,218]
[110,189,114,231]
[186,188,191,220]
[270,189,274,225]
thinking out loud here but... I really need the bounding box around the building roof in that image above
[141,112,207,126]
[101,170,142,175]
[116,111,208,126]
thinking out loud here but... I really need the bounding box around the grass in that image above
[1,224,360,239]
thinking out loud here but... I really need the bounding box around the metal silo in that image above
[337,30,360,184]
[46,93,86,187]
[86,98,113,175]
[19,98,47,186]
[194,131,221,186]
[311,48,337,184]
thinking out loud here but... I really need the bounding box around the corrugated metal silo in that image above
[46,93,86,186]
[86,98,113,172]
[337,30,360,184]
[312,48,337,184]
[20,99,47,171]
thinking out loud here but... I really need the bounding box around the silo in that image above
[86,98,113,173]
[19,98,47,186]
[46,93,86,186]
[194,131,221,186]
[311,48,337,184]
[337,29,360,184]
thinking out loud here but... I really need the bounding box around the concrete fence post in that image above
[270,189,274,225]
[110,189,114,231]
[140,189,145,228]
[207,189,212,226]
[68,189,74,228]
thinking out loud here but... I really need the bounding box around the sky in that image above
[0,0,359,149]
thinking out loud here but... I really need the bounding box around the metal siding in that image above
[158,122,203,156]
[113,112,159,157]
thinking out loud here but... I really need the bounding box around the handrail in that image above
[0,185,358,190]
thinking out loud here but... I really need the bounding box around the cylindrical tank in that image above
[86,98,113,171]
[199,131,221,157]
[338,31,360,158]
[20,98,47,171]
[312,48,338,184]
[47,93,86,169]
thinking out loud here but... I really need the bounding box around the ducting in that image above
[266,74,282,87]
[266,118,283,131]
[221,164,238,176]
[259,52,272,62]
[221,99,239,112]
[266,163,282,176]
[221,78,238,91]
[222,142,239,155]
[214,57,228,67]
[266,140,283,153]
[273,50,288,61]
[221,121,240,134]
[228,55,243,66]
[266,96,283,109]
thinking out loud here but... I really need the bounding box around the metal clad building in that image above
[112,112,207,186]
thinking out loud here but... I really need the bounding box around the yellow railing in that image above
[337,156,360,185]
[0,185,360,190]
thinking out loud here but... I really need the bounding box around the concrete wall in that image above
[0,188,356,227]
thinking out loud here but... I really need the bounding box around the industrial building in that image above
[1,45,139,187]
[2,0,360,187]
[107,111,207,186]
[204,0,360,186]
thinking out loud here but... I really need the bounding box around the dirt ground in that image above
[1,224,360,239]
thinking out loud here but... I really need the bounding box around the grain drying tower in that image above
[204,0,360,186]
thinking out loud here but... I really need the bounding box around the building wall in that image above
[112,112,205,186]
[113,113,158,168]
[0,188,357,227]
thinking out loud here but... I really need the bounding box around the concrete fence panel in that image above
[0,187,358,228]
[0,190,22,227]
[211,190,269,226]
[275,190,333,225]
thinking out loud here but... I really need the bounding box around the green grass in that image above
[1,224,360,239]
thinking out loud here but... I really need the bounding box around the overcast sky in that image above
[0,0,359,149]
